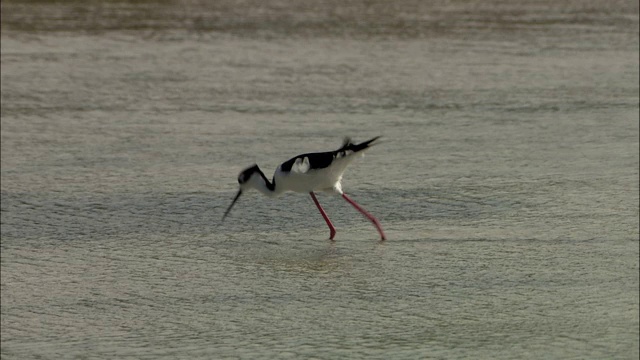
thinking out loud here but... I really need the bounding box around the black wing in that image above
[280,136,381,173]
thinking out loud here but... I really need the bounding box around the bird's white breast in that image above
[274,152,364,194]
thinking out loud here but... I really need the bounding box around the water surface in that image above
[1,0,638,358]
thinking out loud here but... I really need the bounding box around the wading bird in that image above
[222,137,386,240]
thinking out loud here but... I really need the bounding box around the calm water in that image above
[1,1,639,358]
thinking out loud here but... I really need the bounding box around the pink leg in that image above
[342,193,387,241]
[310,192,337,240]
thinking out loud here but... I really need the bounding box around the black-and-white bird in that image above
[222,136,386,240]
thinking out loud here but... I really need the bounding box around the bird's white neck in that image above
[245,167,283,197]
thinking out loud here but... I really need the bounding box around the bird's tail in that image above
[338,136,381,153]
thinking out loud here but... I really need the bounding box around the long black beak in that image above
[222,190,242,221]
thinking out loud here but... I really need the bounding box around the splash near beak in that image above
[222,190,242,221]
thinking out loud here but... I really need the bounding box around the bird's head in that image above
[222,164,263,221]
[237,164,261,188]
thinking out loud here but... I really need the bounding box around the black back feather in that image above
[280,136,380,172]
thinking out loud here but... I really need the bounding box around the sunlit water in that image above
[1,1,638,359]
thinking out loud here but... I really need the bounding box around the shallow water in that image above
[1,0,639,359]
